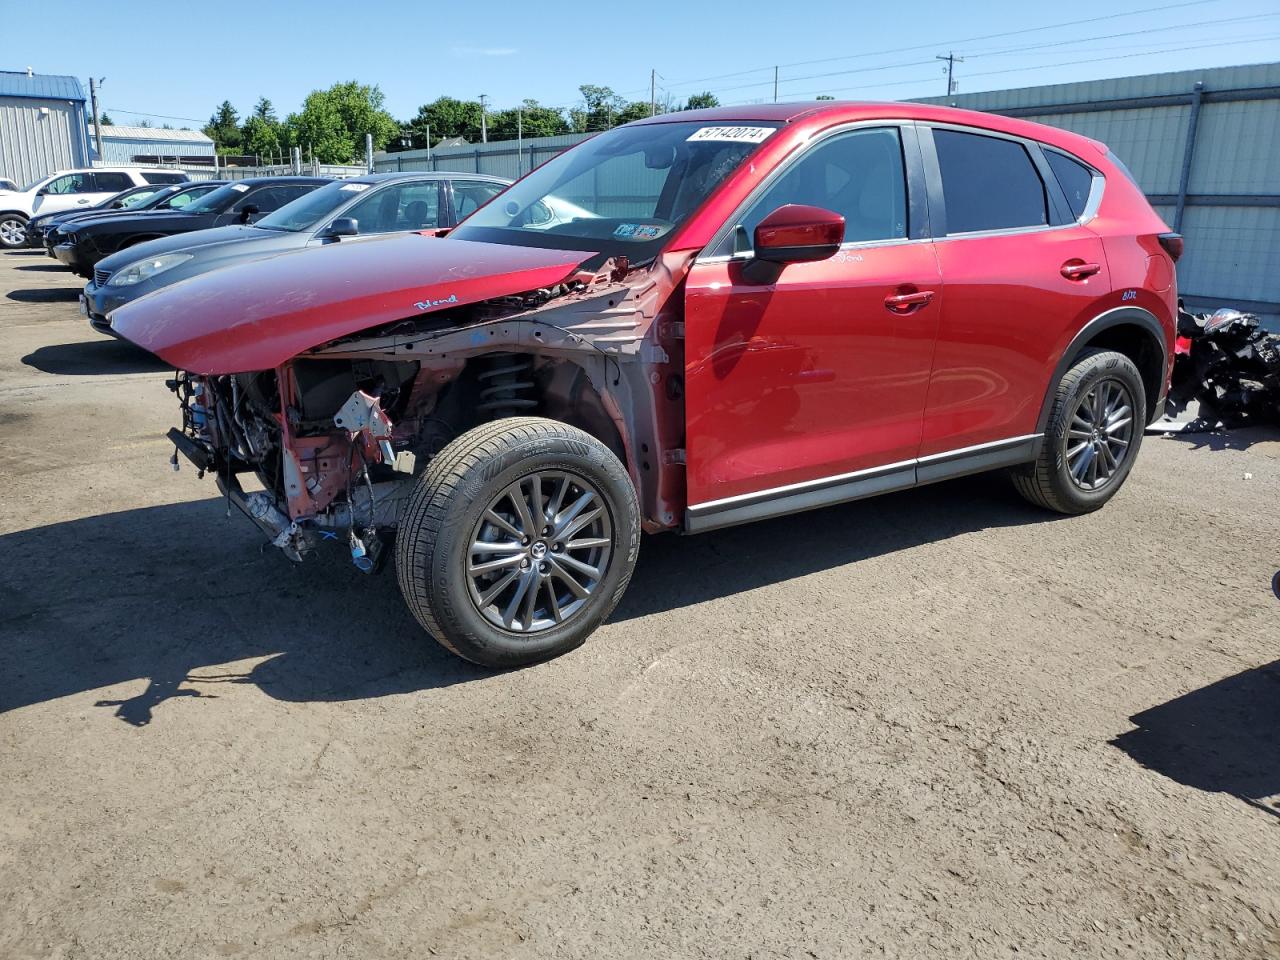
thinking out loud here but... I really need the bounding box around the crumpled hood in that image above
[110,234,593,374]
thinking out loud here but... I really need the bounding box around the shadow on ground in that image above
[0,475,1053,725]
[22,340,169,375]
[15,263,67,273]
[6,287,79,303]
[1156,424,1280,453]
[1113,661,1280,818]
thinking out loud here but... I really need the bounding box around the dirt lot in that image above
[0,248,1277,960]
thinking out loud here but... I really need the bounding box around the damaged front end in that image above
[160,250,689,573]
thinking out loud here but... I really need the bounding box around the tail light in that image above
[1158,233,1184,262]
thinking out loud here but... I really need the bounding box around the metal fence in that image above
[374,134,592,181]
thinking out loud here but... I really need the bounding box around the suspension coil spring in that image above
[476,354,538,417]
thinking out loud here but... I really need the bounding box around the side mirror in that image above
[238,203,260,223]
[752,204,845,264]
[36,187,48,196]
[324,217,359,239]
[110,201,124,209]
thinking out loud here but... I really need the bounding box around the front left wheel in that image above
[0,213,29,249]
[395,417,640,668]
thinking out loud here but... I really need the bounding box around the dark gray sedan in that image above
[82,172,510,334]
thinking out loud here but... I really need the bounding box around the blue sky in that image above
[8,0,1279,126]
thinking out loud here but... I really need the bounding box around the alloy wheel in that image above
[466,470,614,633]
[1065,377,1135,491]
[0,218,26,248]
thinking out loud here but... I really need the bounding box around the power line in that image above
[623,0,1222,94]
[748,33,1280,104]
[105,107,206,124]
[695,11,1278,100]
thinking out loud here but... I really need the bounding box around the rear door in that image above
[683,124,941,516]
[449,179,507,225]
[90,171,134,206]
[918,125,1110,457]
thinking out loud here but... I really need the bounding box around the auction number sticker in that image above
[687,126,774,144]
[339,182,370,192]
[230,183,250,192]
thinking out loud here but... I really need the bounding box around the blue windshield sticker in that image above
[613,223,662,240]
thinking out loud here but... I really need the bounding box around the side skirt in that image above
[684,435,1040,534]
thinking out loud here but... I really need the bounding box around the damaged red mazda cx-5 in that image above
[110,102,1179,667]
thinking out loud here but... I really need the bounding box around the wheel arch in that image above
[0,210,29,221]
[1036,306,1168,432]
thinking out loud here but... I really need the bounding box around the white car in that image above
[0,168,187,249]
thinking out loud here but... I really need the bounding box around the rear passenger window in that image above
[933,130,1047,234]
[732,127,908,251]
[94,172,132,193]
[1045,151,1094,220]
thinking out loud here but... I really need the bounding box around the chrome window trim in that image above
[1041,145,1107,226]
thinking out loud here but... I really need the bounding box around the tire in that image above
[395,417,640,668]
[0,213,29,249]
[1012,348,1146,514]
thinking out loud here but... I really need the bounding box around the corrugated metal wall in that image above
[98,137,216,166]
[0,96,88,187]
[917,62,1280,324]
[374,133,592,181]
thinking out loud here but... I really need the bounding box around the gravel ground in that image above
[1,249,1278,960]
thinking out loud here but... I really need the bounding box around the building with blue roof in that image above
[0,68,91,187]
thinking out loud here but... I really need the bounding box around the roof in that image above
[631,100,1105,156]
[345,171,510,184]
[100,125,213,143]
[0,70,86,101]
[435,136,469,148]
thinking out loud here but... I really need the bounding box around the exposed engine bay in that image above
[166,254,689,572]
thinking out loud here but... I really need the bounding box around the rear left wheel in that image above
[395,417,640,668]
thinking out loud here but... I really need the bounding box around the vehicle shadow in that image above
[6,287,80,303]
[0,476,1053,725]
[22,340,169,376]
[1156,425,1280,453]
[1112,661,1280,818]
[15,263,66,273]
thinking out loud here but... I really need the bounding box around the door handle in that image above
[1061,260,1101,281]
[884,290,935,314]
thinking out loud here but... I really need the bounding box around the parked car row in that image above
[39,104,1181,670]
[0,167,187,248]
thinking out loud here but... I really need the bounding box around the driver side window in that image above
[44,173,93,195]
[341,181,441,235]
[725,127,908,255]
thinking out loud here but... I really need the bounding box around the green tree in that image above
[402,96,484,148]
[285,81,399,163]
[816,94,835,100]
[202,100,241,150]
[683,91,719,110]
[487,100,569,140]
[138,118,152,128]
[98,111,114,126]
[572,85,627,132]
[241,98,287,162]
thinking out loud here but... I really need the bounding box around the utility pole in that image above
[650,69,656,117]
[936,52,964,97]
[88,77,105,163]
[426,123,431,161]
[479,94,488,144]
[516,105,523,176]
[773,66,779,103]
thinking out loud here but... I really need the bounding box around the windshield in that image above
[450,120,780,261]
[255,180,358,232]
[119,187,166,209]
[180,183,248,214]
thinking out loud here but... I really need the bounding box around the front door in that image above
[684,125,941,520]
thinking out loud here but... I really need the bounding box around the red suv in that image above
[113,102,1179,667]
